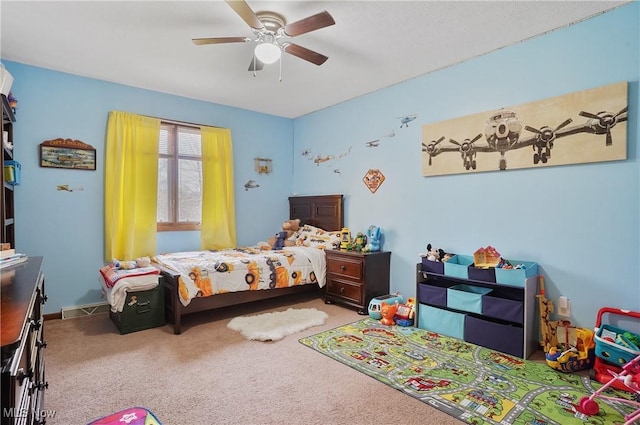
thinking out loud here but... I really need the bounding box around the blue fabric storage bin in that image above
[495,260,538,287]
[468,266,496,283]
[418,304,465,340]
[482,293,523,324]
[417,282,448,307]
[465,315,524,358]
[421,257,444,274]
[447,284,493,314]
[444,255,473,279]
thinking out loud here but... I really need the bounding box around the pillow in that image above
[295,229,341,250]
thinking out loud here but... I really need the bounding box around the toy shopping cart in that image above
[591,307,640,392]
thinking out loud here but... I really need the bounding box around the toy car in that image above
[368,293,403,319]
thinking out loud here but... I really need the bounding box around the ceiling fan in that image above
[193,0,335,72]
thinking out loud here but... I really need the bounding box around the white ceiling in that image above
[0,1,631,119]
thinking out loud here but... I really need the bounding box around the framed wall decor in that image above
[421,81,627,177]
[39,138,96,170]
[363,168,385,193]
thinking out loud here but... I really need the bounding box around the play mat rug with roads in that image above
[299,318,638,425]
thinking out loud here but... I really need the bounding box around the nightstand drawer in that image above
[327,257,363,280]
[326,278,363,304]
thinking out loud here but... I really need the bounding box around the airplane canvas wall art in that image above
[421,81,627,177]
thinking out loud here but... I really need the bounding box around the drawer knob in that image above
[340,265,346,271]
[17,368,32,382]
[30,319,42,331]
[339,286,345,294]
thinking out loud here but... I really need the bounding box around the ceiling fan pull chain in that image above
[279,56,282,82]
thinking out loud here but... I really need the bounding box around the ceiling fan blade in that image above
[283,11,335,37]
[225,0,264,30]
[192,37,248,45]
[283,43,328,66]
[248,57,264,72]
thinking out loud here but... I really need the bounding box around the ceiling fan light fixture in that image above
[254,42,281,64]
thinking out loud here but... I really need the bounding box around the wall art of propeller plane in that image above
[421,82,628,176]
[192,0,335,72]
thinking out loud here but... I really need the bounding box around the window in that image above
[157,123,203,231]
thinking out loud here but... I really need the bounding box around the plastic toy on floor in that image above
[591,307,640,392]
[394,297,416,327]
[87,407,162,425]
[380,301,398,326]
[368,293,403,319]
[577,353,640,424]
[545,325,595,373]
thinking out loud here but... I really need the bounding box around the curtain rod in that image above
[142,114,221,129]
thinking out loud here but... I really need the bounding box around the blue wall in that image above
[292,3,640,328]
[3,2,639,328]
[4,62,294,313]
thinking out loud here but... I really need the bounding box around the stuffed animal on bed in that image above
[272,231,289,250]
[267,219,301,249]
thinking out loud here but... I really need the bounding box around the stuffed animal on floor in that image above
[267,219,301,249]
[380,301,399,326]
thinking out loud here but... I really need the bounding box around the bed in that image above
[155,194,344,334]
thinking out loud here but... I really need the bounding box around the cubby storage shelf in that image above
[415,264,538,359]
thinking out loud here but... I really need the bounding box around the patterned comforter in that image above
[152,246,327,306]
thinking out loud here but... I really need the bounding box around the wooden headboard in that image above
[289,195,344,231]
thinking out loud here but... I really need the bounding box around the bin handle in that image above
[137,300,151,314]
[595,307,640,328]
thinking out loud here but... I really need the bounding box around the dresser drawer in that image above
[326,278,363,304]
[327,256,363,280]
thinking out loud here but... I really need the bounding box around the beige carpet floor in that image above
[45,293,465,425]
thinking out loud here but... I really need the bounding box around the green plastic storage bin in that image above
[110,281,165,334]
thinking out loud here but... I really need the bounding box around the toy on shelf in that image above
[421,243,453,262]
[473,246,501,268]
[340,227,351,250]
[363,225,381,252]
[353,232,367,252]
[368,293,403,319]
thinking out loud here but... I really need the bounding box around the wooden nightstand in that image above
[324,250,391,314]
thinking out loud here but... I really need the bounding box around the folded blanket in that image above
[99,265,159,289]
[99,273,160,313]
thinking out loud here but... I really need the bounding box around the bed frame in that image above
[162,194,344,334]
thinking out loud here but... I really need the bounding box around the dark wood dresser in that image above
[324,250,391,314]
[1,257,47,425]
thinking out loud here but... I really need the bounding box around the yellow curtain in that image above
[200,126,237,250]
[104,111,160,261]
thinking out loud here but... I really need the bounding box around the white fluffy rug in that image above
[227,308,329,341]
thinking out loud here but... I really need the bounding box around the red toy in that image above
[590,307,640,392]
